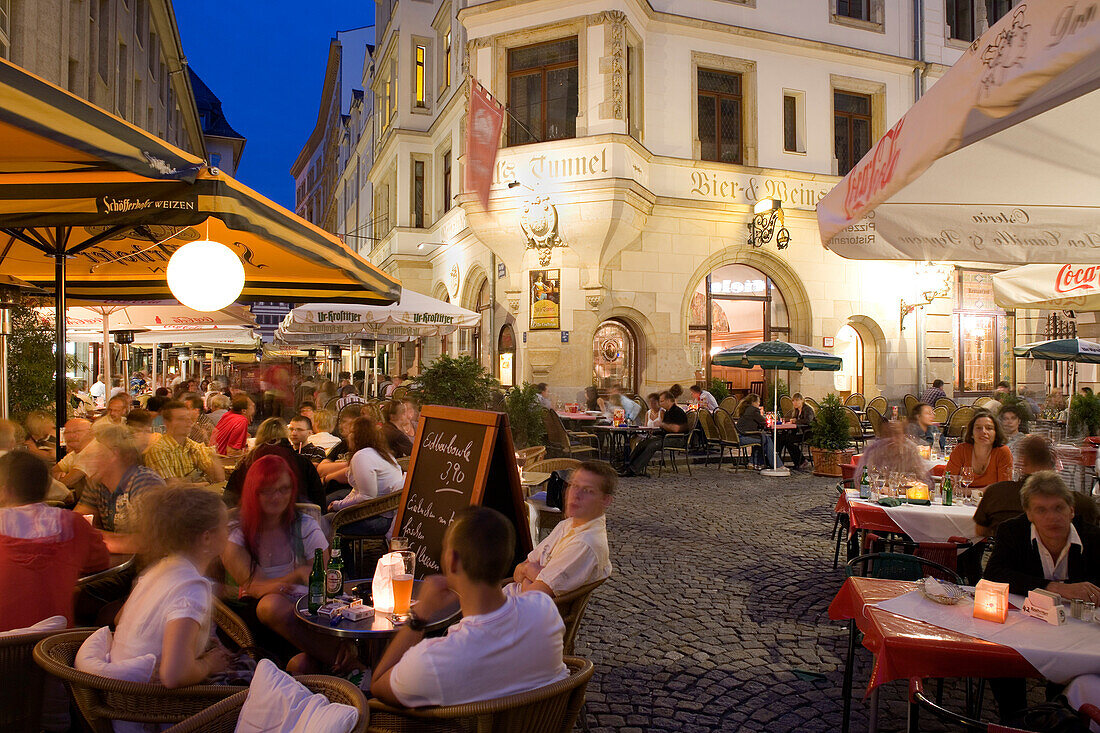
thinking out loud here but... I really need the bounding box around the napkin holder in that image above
[1022,588,1066,626]
[373,552,405,614]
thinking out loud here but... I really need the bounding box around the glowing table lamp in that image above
[974,579,1010,623]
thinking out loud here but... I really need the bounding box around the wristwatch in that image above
[405,610,428,633]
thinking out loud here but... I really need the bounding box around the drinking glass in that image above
[960,466,974,499]
[389,536,409,552]
[871,474,885,501]
[392,550,416,618]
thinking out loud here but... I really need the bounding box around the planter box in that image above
[811,447,856,478]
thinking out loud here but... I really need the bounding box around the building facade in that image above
[316,0,1051,403]
[3,0,206,156]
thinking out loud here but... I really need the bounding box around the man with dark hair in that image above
[181,393,216,445]
[975,435,1056,537]
[919,378,947,405]
[619,391,688,477]
[689,384,718,412]
[211,394,254,455]
[371,507,567,708]
[316,405,366,489]
[337,371,356,398]
[288,415,326,463]
[510,460,614,597]
[535,383,553,409]
[143,400,224,486]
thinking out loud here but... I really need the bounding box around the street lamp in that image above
[900,262,952,330]
[747,198,791,250]
[167,239,245,311]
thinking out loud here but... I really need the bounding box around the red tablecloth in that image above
[828,577,1040,692]
[845,497,903,534]
[557,412,599,421]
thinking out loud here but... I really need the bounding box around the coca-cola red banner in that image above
[464,80,504,210]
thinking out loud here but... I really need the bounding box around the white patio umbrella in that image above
[39,302,256,399]
[993,264,1100,310]
[280,290,480,340]
[817,1,1100,264]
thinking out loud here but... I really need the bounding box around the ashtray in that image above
[919,578,967,605]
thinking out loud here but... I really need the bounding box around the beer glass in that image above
[392,550,415,618]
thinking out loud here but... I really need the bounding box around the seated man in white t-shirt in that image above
[510,460,615,597]
[371,507,568,708]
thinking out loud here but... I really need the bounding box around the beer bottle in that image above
[942,473,953,506]
[308,549,325,614]
[326,535,345,600]
[859,466,871,499]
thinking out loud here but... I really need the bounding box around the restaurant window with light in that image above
[415,44,427,107]
[954,270,1014,394]
[689,264,790,390]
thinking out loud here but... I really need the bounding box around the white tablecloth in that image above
[878,590,1100,684]
[847,499,978,543]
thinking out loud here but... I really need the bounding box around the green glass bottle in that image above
[326,535,345,600]
[859,466,871,499]
[308,549,325,614]
[942,473,953,506]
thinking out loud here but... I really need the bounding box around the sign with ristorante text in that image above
[392,406,531,579]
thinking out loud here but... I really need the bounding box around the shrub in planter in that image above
[410,355,497,410]
[503,382,546,448]
[1070,391,1100,437]
[808,393,855,477]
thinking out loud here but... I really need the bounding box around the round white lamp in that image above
[167,240,245,311]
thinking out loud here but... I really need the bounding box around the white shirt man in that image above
[371,508,568,708]
[510,462,614,596]
[90,376,107,407]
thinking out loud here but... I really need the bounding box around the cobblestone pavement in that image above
[572,462,1006,732]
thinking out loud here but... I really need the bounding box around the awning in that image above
[993,264,1100,310]
[39,302,256,331]
[817,2,1100,264]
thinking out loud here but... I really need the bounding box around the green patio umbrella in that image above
[713,341,843,477]
[1013,338,1100,409]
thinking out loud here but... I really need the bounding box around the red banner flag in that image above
[464,79,505,210]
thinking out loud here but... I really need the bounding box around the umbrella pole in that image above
[101,313,111,410]
[54,251,66,460]
[761,371,791,477]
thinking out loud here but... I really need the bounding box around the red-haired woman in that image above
[221,455,341,670]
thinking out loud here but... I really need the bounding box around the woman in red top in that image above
[0,451,109,629]
[945,410,1014,489]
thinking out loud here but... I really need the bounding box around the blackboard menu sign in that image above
[392,405,532,578]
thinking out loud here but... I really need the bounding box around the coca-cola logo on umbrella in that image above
[1055,264,1100,294]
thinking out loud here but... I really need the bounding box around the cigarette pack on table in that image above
[343,599,374,621]
[318,601,349,618]
[1023,588,1066,626]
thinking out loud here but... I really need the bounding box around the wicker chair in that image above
[659,412,697,476]
[2,626,94,732]
[718,396,738,414]
[778,394,794,418]
[934,397,957,412]
[517,446,547,465]
[526,458,582,475]
[163,675,369,733]
[903,393,920,417]
[864,406,883,437]
[712,409,750,471]
[803,397,820,412]
[541,409,598,459]
[946,405,975,438]
[397,455,411,471]
[972,396,991,408]
[362,403,383,423]
[844,407,869,449]
[931,405,949,424]
[366,656,594,733]
[844,393,866,410]
[866,396,887,415]
[33,629,241,733]
[391,386,410,401]
[554,579,606,656]
[695,409,722,465]
[331,492,404,579]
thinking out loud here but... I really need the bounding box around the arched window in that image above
[473,279,489,367]
[834,324,864,396]
[592,319,637,394]
[498,324,516,387]
[688,264,789,393]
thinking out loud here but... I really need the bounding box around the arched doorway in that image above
[498,324,516,387]
[472,279,489,368]
[688,264,790,394]
[834,324,864,397]
[592,319,637,394]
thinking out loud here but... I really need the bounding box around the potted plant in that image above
[410,355,498,410]
[808,393,855,477]
[1069,391,1100,437]
[503,382,547,448]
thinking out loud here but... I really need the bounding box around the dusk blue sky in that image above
[175,2,374,210]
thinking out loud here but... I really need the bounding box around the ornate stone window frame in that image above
[690,51,758,167]
[432,2,454,97]
[411,35,434,115]
[829,0,886,34]
[410,152,433,229]
[487,18,590,144]
[830,74,887,175]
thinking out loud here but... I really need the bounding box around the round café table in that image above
[590,424,658,467]
[293,578,461,668]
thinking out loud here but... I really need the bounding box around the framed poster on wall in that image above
[530,269,560,330]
